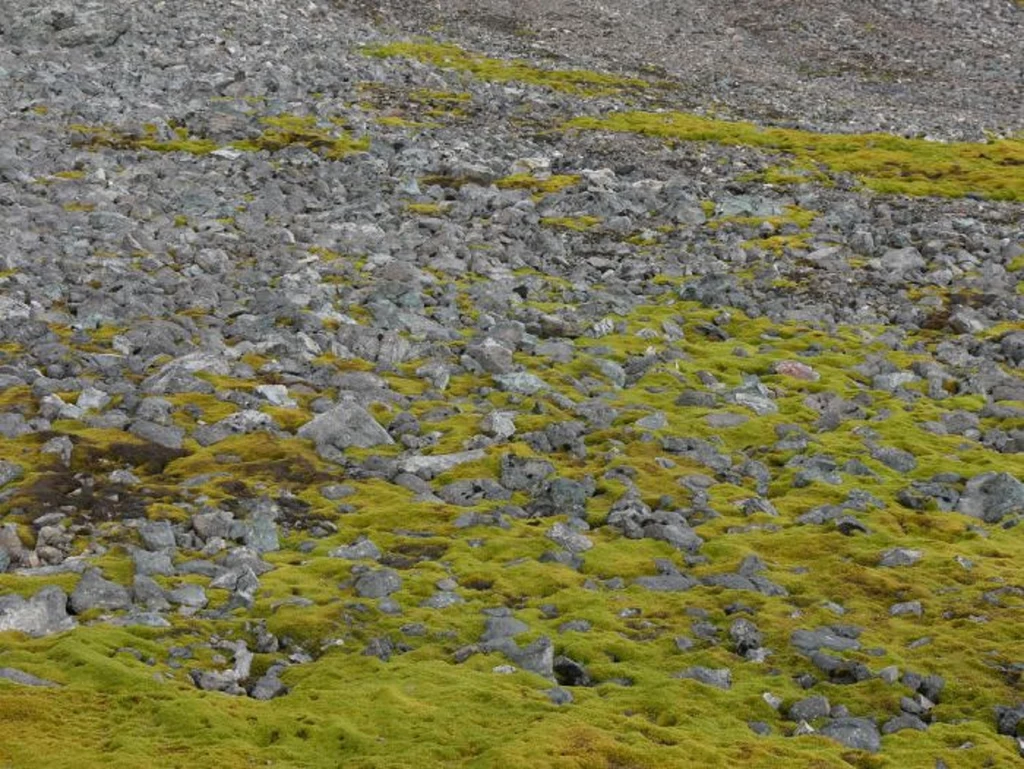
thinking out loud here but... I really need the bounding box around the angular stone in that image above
[675,666,732,690]
[546,522,593,553]
[354,569,402,598]
[819,717,881,753]
[70,569,132,614]
[0,587,75,636]
[956,472,1024,523]
[297,403,393,450]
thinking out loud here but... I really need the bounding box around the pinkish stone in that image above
[774,360,820,382]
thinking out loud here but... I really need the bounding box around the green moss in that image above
[540,215,602,231]
[565,112,1024,200]
[495,173,581,199]
[69,116,368,161]
[363,40,648,97]
[405,202,450,216]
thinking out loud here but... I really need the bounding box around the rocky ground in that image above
[0,0,1022,767]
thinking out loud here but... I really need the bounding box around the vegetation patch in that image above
[565,112,1024,200]
[363,40,649,97]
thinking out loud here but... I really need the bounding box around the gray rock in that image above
[791,627,861,654]
[132,574,170,611]
[818,717,881,753]
[956,472,1024,523]
[329,539,382,561]
[167,584,208,608]
[505,636,554,678]
[890,600,923,617]
[243,507,279,554]
[297,403,393,450]
[192,510,234,541]
[481,411,516,439]
[138,520,176,551]
[546,522,593,553]
[500,454,556,491]
[70,569,132,614]
[0,586,75,636]
[882,714,928,734]
[0,460,24,488]
[250,667,289,700]
[0,667,60,687]
[879,548,923,567]
[675,666,732,690]
[398,449,486,478]
[880,247,926,277]
[132,549,175,577]
[129,420,185,450]
[729,618,763,657]
[788,696,831,722]
[481,615,530,643]
[354,569,402,599]
[869,445,917,473]
[493,372,548,394]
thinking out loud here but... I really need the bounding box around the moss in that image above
[495,173,581,199]
[540,215,602,231]
[62,202,96,212]
[565,112,1024,200]
[69,115,369,161]
[405,202,450,216]
[363,40,649,97]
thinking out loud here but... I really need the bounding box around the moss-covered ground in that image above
[1,32,1022,769]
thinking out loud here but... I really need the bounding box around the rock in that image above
[791,627,861,654]
[774,360,820,381]
[546,522,593,553]
[70,569,132,614]
[818,717,881,753]
[880,247,926,277]
[879,548,923,568]
[956,472,1024,523]
[167,584,208,609]
[132,549,175,577]
[250,666,289,700]
[506,636,554,678]
[255,385,295,407]
[890,600,923,617]
[546,686,574,705]
[192,510,234,541]
[398,449,486,478]
[788,696,831,722]
[243,503,280,554]
[297,403,393,451]
[675,666,732,690]
[354,569,402,599]
[870,445,917,473]
[481,411,516,439]
[995,704,1024,736]
[493,372,548,394]
[553,656,592,687]
[729,618,763,657]
[882,714,928,734]
[0,460,24,488]
[329,539,382,561]
[480,614,530,644]
[500,454,556,492]
[0,586,75,636]
[138,520,176,551]
[129,420,185,450]
[0,667,60,687]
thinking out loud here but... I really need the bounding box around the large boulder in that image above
[297,403,393,450]
[0,586,75,636]
[956,472,1024,523]
[70,568,132,614]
